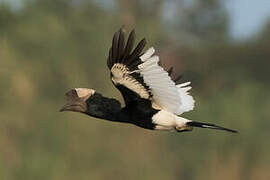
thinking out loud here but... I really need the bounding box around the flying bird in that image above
[60,28,237,133]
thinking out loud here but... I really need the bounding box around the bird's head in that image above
[60,88,96,113]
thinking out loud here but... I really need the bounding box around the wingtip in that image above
[120,25,126,32]
[129,29,136,39]
[118,26,126,36]
[141,38,147,44]
[130,29,135,34]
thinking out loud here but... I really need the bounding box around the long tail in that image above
[187,121,238,133]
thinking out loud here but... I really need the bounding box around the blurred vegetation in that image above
[0,0,270,179]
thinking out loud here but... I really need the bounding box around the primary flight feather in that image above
[60,28,237,133]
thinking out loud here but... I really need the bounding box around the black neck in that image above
[85,93,129,123]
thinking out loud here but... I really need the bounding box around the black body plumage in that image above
[85,92,158,130]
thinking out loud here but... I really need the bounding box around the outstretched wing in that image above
[107,29,195,115]
[138,48,195,115]
[107,29,152,105]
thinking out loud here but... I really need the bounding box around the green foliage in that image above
[1,0,270,179]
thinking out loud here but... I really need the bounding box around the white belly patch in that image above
[152,110,191,130]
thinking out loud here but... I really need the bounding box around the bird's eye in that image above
[65,89,78,98]
[71,89,78,96]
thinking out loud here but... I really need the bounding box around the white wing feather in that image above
[138,47,195,115]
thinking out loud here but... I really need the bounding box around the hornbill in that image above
[60,28,237,133]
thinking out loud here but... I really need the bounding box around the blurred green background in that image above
[1,0,270,179]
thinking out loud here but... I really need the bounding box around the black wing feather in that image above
[117,29,125,61]
[107,47,113,68]
[112,31,119,63]
[107,28,182,105]
[122,29,135,61]
[167,66,183,85]
[168,67,173,76]
[174,75,183,84]
[126,38,146,66]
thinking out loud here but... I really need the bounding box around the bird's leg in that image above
[175,126,193,132]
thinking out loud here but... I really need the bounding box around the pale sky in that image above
[226,0,270,39]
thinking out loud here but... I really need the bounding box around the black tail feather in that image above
[187,121,238,133]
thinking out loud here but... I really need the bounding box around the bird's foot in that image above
[175,126,193,132]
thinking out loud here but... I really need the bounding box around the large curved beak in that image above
[59,102,72,112]
[59,102,86,112]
